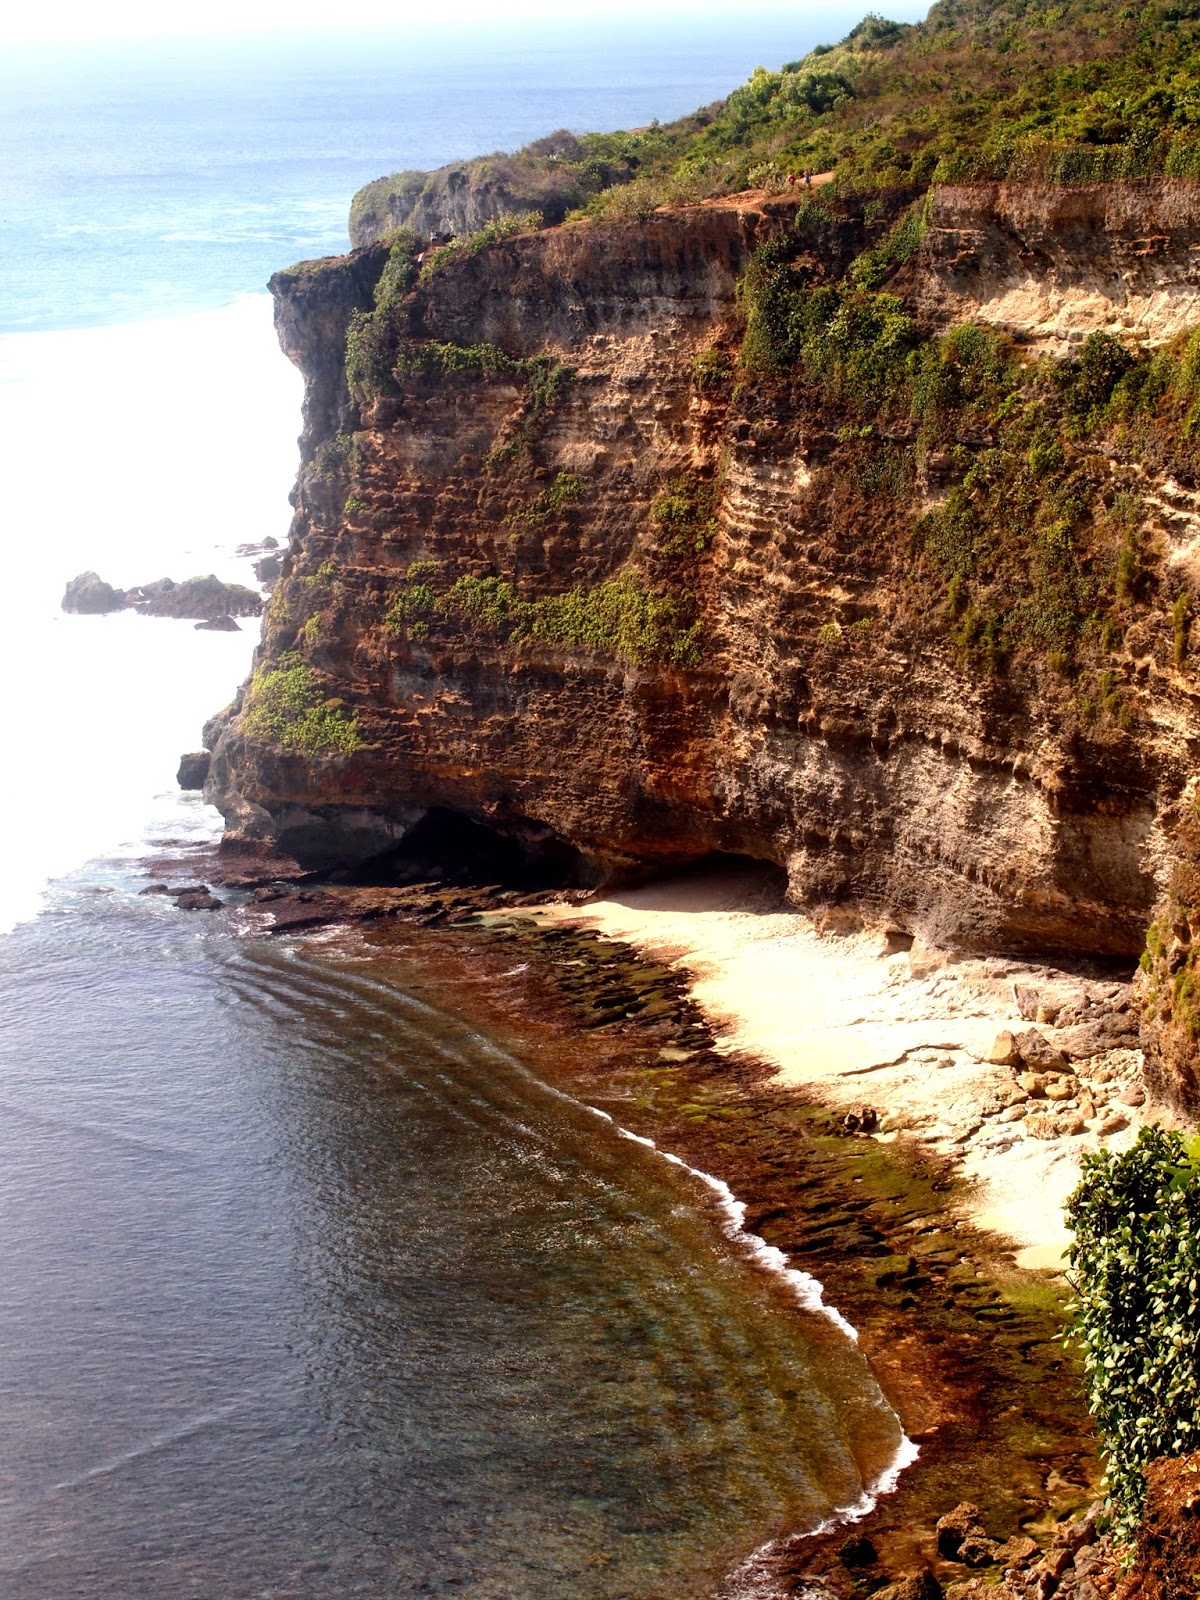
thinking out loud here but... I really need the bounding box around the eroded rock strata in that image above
[206,178,1200,1114]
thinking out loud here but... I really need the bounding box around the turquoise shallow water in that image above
[0,868,905,1598]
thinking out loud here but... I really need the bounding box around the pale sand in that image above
[534,868,1152,1271]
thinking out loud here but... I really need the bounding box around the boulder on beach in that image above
[253,552,282,584]
[983,1029,1020,1066]
[195,616,240,632]
[936,1503,984,1561]
[1057,1011,1139,1060]
[177,751,211,789]
[1013,1027,1069,1074]
[61,571,125,614]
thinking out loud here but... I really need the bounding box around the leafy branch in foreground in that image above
[1065,1125,1200,1540]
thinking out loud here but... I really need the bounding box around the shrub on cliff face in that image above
[1066,1126,1200,1539]
[405,568,702,667]
[240,654,362,756]
[419,211,541,278]
[738,238,918,406]
[385,562,440,633]
[525,572,702,666]
[650,472,719,556]
[503,471,581,528]
[848,192,932,290]
[691,346,735,393]
[344,234,423,401]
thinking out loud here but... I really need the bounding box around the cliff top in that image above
[350,0,1200,247]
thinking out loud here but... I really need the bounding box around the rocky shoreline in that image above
[136,842,1117,1598]
[534,876,1162,1272]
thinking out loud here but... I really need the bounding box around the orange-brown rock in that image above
[1119,1453,1200,1600]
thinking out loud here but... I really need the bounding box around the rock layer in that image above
[902,179,1200,351]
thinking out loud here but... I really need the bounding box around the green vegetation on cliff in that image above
[386,565,701,668]
[241,654,363,755]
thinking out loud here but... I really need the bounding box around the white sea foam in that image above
[0,294,301,932]
[583,1105,919,1518]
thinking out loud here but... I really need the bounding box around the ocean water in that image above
[0,893,909,1598]
[0,15,919,1596]
[0,15,882,335]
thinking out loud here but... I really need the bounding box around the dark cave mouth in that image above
[346,806,599,892]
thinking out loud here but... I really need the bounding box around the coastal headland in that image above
[181,2,1200,1591]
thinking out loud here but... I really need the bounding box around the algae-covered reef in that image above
[206,0,1200,1129]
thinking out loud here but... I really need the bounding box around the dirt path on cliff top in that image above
[686,173,835,211]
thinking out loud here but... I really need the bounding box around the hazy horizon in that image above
[2,0,929,48]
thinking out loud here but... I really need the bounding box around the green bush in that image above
[691,346,735,393]
[241,653,362,755]
[346,308,400,400]
[650,472,719,556]
[1061,333,1137,430]
[504,471,581,527]
[525,571,702,666]
[312,431,358,480]
[374,230,423,305]
[433,568,701,666]
[484,357,573,466]
[1066,1125,1200,1539]
[386,561,441,641]
[849,192,932,290]
[440,574,524,632]
[739,235,918,407]
[911,323,1015,440]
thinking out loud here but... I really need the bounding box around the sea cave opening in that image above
[349,806,598,891]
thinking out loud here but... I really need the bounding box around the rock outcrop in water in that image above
[62,572,264,621]
[202,173,1200,1119]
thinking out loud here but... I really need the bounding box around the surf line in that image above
[584,1106,920,1513]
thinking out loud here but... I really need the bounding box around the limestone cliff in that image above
[206,178,1200,1116]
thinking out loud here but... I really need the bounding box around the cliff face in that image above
[903,179,1200,351]
[207,179,1200,1110]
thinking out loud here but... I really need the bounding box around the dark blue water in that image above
[0,875,905,1598]
[0,15,881,332]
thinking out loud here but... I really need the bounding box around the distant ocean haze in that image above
[0,12,905,333]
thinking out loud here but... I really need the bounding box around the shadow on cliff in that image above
[338,809,790,907]
[340,805,596,893]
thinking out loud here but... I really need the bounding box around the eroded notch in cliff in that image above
[349,806,599,891]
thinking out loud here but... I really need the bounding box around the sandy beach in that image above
[537,867,1156,1271]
